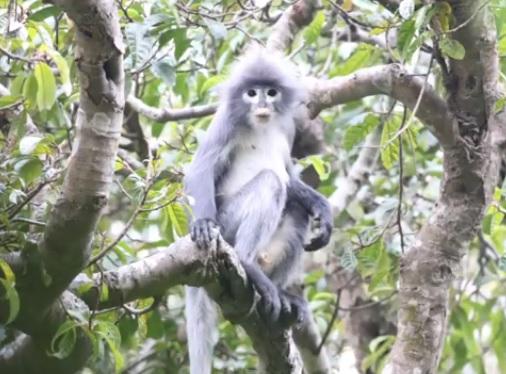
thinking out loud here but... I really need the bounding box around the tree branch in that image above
[329,127,381,215]
[266,0,322,52]
[306,64,456,146]
[74,236,303,373]
[126,95,217,122]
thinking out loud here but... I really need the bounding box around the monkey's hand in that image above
[305,200,332,252]
[190,218,220,250]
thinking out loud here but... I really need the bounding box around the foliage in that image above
[0,0,506,373]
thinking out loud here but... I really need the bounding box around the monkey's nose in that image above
[254,108,271,119]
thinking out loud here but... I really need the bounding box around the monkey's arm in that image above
[185,145,228,248]
[287,177,332,251]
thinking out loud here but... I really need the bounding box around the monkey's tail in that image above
[185,286,219,374]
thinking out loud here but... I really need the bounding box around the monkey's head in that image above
[220,46,304,128]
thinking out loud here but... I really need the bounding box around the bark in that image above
[386,1,505,373]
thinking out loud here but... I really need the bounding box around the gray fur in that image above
[184,48,331,374]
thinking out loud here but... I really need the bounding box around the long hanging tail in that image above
[185,286,219,374]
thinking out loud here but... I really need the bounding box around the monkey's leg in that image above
[218,169,288,323]
[185,286,219,374]
[260,200,311,326]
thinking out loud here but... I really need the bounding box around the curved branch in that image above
[306,64,456,146]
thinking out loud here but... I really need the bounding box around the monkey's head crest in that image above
[219,46,305,110]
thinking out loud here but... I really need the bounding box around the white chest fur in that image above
[220,126,290,197]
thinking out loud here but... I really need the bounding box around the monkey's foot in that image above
[241,262,283,323]
[279,291,307,328]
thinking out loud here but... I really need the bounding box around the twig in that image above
[397,106,407,254]
[447,0,491,33]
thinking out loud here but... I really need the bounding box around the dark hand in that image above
[190,218,220,249]
[304,201,332,252]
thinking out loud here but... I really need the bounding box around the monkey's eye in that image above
[247,89,257,97]
[267,88,278,97]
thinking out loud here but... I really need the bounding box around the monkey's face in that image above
[242,86,281,125]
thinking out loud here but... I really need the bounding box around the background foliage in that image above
[1,0,506,372]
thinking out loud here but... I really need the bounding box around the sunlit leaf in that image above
[34,62,57,111]
[439,37,465,60]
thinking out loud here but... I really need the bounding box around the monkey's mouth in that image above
[254,108,271,121]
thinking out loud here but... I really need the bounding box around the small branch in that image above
[127,95,216,122]
[397,106,407,254]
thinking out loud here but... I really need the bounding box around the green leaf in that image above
[380,116,401,170]
[330,44,375,77]
[304,11,325,44]
[49,320,78,359]
[22,74,38,109]
[125,23,155,69]
[200,75,226,96]
[94,321,124,373]
[47,50,71,96]
[15,158,43,184]
[0,259,15,283]
[341,247,358,270]
[299,155,331,180]
[0,95,22,109]
[160,28,189,60]
[0,260,19,325]
[397,20,416,59]
[495,97,506,113]
[343,114,380,151]
[28,5,59,21]
[152,61,175,86]
[167,203,188,237]
[439,37,466,60]
[34,62,57,111]
[0,279,19,324]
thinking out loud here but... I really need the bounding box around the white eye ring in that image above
[243,89,259,103]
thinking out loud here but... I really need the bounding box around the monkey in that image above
[184,47,332,374]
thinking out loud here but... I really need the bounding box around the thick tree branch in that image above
[74,236,302,373]
[306,64,456,147]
